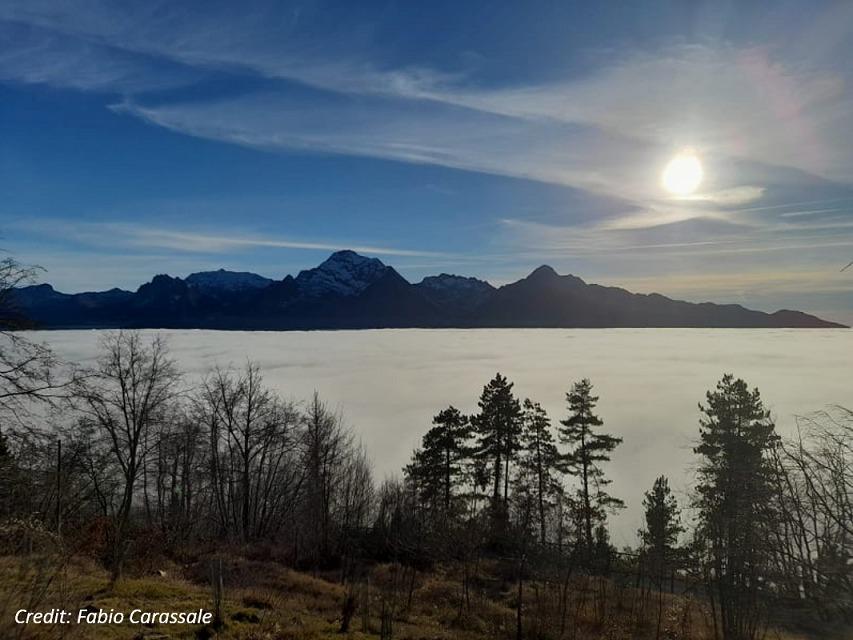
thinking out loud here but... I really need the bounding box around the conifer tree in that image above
[558,378,623,553]
[694,374,779,640]
[472,373,523,517]
[640,475,683,583]
[411,406,470,515]
[519,399,560,544]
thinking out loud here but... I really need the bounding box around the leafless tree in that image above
[769,407,852,623]
[199,363,302,542]
[300,392,352,565]
[74,331,181,581]
[0,256,77,428]
[148,405,208,547]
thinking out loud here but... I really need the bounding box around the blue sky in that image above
[1,1,852,323]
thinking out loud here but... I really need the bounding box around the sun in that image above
[662,150,703,196]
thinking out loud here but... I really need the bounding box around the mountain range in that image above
[10,250,847,329]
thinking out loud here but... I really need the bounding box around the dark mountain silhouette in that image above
[416,274,496,315]
[185,269,273,293]
[10,251,847,329]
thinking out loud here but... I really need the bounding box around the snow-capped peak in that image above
[295,251,390,297]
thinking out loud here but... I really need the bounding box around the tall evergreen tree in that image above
[640,475,683,580]
[558,378,623,553]
[519,399,560,544]
[694,374,779,640]
[472,373,522,517]
[411,406,470,515]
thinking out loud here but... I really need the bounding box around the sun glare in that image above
[662,151,703,196]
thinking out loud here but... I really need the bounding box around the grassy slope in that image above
[0,554,816,640]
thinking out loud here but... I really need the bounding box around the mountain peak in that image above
[11,251,846,329]
[321,250,383,268]
[296,251,390,297]
[418,273,493,288]
[528,265,559,279]
[185,269,272,292]
[416,273,495,311]
[137,274,186,295]
[525,266,587,287]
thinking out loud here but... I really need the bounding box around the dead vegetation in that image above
[0,552,823,640]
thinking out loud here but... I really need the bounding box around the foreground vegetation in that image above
[0,546,825,640]
[1,256,851,640]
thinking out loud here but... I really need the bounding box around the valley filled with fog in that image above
[29,328,852,547]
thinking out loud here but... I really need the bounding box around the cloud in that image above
[112,94,659,202]
[5,2,853,195]
[441,46,852,179]
[682,186,766,207]
[0,20,199,92]
[9,218,447,258]
[497,214,853,264]
[3,0,853,315]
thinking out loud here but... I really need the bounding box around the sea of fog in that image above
[28,328,852,547]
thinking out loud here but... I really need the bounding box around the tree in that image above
[200,363,300,542]
[471,374,522,521]
[639,475,684,638]
[693,374,779,640]
[0,427,22,517]
[301,392,351,565]
[640,475,683,571]
[518,399,560,544]
[148,406,207,546]
[75,331,181,581]
[768,407,853,624]
[410,406,470,516]
[0,256,76,427]
[558,378,623,555]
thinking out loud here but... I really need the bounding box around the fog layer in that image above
[29,328,852,546]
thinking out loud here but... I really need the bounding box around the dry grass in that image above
[0,554,825,640]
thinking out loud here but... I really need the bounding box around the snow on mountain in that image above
[295,250,390,297]
[416,273,495,309]
[185,269,273,292]
[11,251,847,329]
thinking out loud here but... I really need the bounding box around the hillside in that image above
[0,552,820,640]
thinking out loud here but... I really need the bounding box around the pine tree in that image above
[519,399,560,544]
[472,373,523,518]
[411,406,470,515]
[558,378,623,554]
[694,374,779,640]
[640,476,683,581]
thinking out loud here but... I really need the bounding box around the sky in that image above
[1,0,853,324]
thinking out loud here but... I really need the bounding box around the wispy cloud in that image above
[5,2,853,200]
[2,1,853,313]
[0,20,199,92]
[11,219,448,258]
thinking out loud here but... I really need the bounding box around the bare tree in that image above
[199,363,302,542]
[0,256,76,428]
[74,331,180,581]
[769,407,853,623]
[301,392,351,565]
[149,405,208,547]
